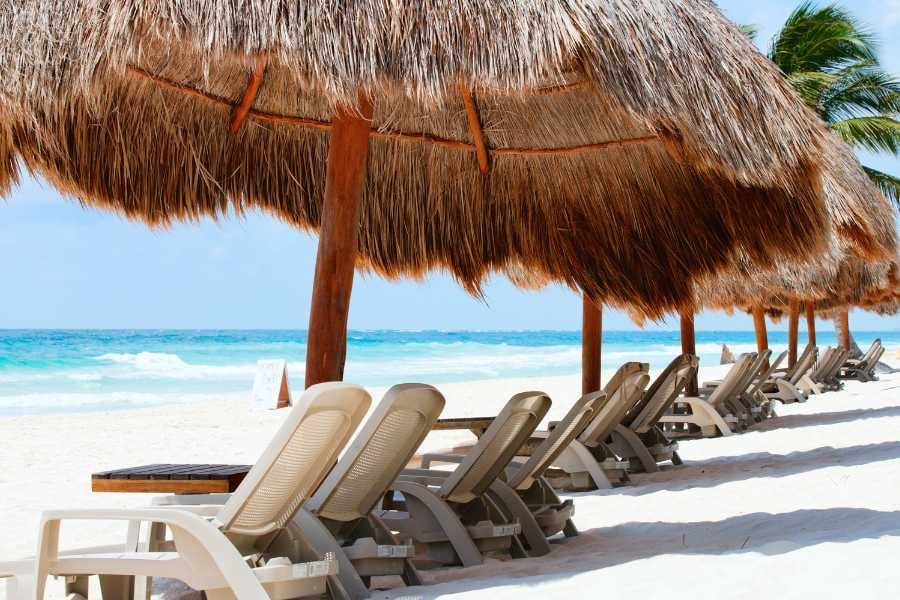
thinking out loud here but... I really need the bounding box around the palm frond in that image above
[771,1,878,75]
[830,116,900,153]
[863,166,900,208]
[740,23,759,43]
[820,62,900,121]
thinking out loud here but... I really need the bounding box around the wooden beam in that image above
[787,299,800,368]
[751,306,770,367]
[838,307,851,351]
[127,66,659,157]
[679,309,698,396]
[304,94,373,388]
[229,56,267,134]
[459,82,490,173]
[582,296,602,395]
[805,301,817,346]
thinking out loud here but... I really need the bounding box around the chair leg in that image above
[98,575,134,600]
[277,509,370,600]
[611,425,658,473]
[485,481,551,558]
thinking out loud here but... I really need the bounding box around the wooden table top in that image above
[92,464,251,494]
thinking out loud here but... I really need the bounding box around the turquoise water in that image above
[0,329,896,416]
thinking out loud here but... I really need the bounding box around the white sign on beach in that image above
[252,359,292,410]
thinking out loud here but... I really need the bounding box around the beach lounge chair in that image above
[608,354,699,472]
[420,393,602,553]
[152,383,446,600]
[380,392,551,568]
[737,350,786,421]
[819,348,851,390]
[543,366,651,490]
[763,345,817,404]
[798,347,842,394]
[659,353,759,438]
[0,382,372,600]
[839,339,884,382]
[722,349,773,428]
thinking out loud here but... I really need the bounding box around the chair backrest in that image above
[811,347,835,381]
[307,383,445,523]
[826,348,851,379]
[578,371,650,446]
[748,351,785,394]
[603,362,649,398]
[784,344,815,380]
[627,354,698,433]
[507,393,602,491]
[738,349,771,395]
[788,345,817,384]
[216,382,371,540]
[868,346,886,373]
[860,339,882,364]
[707,353,757,408]
[439,392,551,504]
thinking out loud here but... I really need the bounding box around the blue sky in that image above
[1,1,898,332]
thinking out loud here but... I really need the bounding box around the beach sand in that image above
[2,361,899,599]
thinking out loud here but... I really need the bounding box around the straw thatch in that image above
[687,129,898,314]
[0,0,875,317]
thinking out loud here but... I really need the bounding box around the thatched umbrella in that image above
[0,1,874,388]
[684,128,897,368]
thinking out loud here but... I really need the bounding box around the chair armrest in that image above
[419,453,465,469]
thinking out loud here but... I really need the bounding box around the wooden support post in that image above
[805,301,817,347]
[304,95,373,388]
[787,299,800,368]
[679,309,698,396]
[582,296,602,395]
[751,306,770,368]
[838,307,851,351]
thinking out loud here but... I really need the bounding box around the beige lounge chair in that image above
[1,382,372,600]
[609,354,699,472]
[380,392,551,568]
[738,350,785,421]
[722,349,772,428]
[799,347,841,394]
[421,393,602,554]
[659,353,758,438]
[819,348,851,389]
[544,367,650,490]
[840,339,884,382]
[763,345,817,404]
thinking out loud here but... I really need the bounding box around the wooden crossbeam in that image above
[127,66,659,157]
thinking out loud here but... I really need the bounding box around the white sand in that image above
[2,361,899,599]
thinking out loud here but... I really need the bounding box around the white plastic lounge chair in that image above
[763,345,817,404]
[545,368,650,490]
[723,349,772,428]
[380,392,551,568]
[420,393,602,555]
[0,382,372,600]
[609,354,699,472]
[798,347,840,394]
[840,339,884,382]
[738,350,786,421]
[659,353,758,438]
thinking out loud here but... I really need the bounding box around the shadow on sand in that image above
[410,507,900,596]
[605,440,900,496]
[754,404,900,432]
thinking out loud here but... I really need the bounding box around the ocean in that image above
[0,329,896,417]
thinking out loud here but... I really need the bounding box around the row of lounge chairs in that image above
[0,340,884,600]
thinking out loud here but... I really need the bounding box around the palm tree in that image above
[765,2,900,206]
